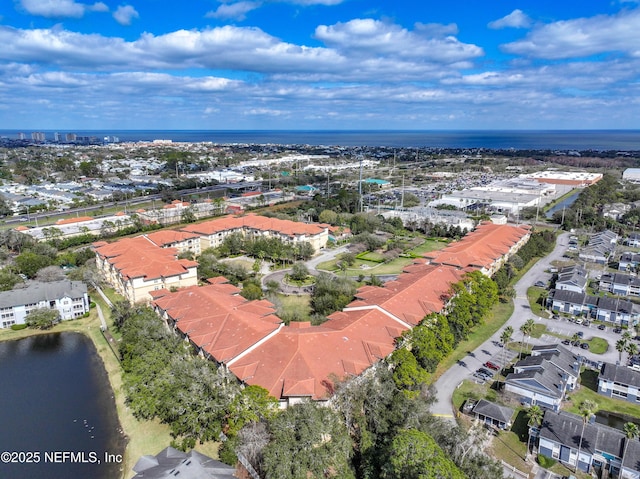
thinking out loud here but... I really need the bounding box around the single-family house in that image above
[471,399,515,430]
[625,232,640,248]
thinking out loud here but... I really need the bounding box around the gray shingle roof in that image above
[539,410,630,461]
[132,447,236,479]
[472,399,514,424]
[0,280,87,308]
[599,362,640,389]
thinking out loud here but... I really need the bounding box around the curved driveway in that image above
[431,231,590,418]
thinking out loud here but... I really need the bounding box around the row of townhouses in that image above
[549,289,639,326]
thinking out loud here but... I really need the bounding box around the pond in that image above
[0,333,126,479]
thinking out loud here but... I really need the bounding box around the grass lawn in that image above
[587,336,609,354]
[565,370,640,420]
[489,428,531,475]
[277,293,312,321]
[529,323,548,339]
[527,286,550,318]
[357,251,386,262]
[316,256,415,276]
[407,239,448,255]
[434,301,514,380]
[451,380,492,411]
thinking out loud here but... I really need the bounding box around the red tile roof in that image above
[56,216,93,225]
[425,222,530,270]
[134,222,530,402]
[181,213,326,238]
[152,280,282,364]
[94,236,198,281]
[144,230,200,247]
[229,307,404,400]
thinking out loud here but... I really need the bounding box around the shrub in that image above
[10,324,27,331]
[537,454,556,469]
[89,301,96,309]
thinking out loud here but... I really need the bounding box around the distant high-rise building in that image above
[65,133,76,142]
[54,132,61,142]
[31,132,45,142]
[17,132,26,140]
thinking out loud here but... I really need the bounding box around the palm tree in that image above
[622,422,639,476]
[625,342,639,365]
[526,405,544,457]
[575,400,598,473]
[617,338,629,363]
[501,326,514,369]
[519,318,535,360]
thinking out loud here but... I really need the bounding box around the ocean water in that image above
[1,129,640,150]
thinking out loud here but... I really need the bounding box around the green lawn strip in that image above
[433,301,515,381]
[527,286,550,318]
[277,293,312,321]
[565,370,640,420]
[356,251,386,262]
[490,429,531,475]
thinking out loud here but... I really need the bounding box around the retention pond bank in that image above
[0,332,126,479]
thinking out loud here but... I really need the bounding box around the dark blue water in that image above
[2,129,640,150]
[0,333,126,479]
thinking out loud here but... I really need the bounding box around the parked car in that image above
[613,328,622,334]
[484,361,500,371]
[581,342,590,350]
[562,339,571,345]
[534,281,546,287]
[477,368,494,378]
[576,331,584,338]
[598,324,606,331]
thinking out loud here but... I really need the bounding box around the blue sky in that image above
[1,0,640,130]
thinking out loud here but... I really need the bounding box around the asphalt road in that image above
[431,232,577,419]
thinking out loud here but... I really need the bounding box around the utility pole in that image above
[358,156,364,213]
[400,175,405,209]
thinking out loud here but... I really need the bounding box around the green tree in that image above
[15,251,54,278]
[576,400,598,472]
[0,268,20,291]
[262,401,355,479]
[310,273,356,319]
[526,405,543,456]
[318,209,338,225]
[382,428,465,479]
[617,338,628,363]
[625,341,638,363]
[622,422,639,475]
[241,280,263,300]
[25,308,60,330]
[519,319,535,360]
[500,326,514,369]
[388,348,430,398]
[289,262,309,282]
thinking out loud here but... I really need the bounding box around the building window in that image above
[612,390,628,399]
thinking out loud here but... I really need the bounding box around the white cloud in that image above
[503,8,640,58]
[205,1,262,21]
[488,9,532,29]
[314,18,483,63]
[113,5,139,26]
[18,0,108,18]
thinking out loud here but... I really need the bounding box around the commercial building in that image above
[524,171,603,186]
